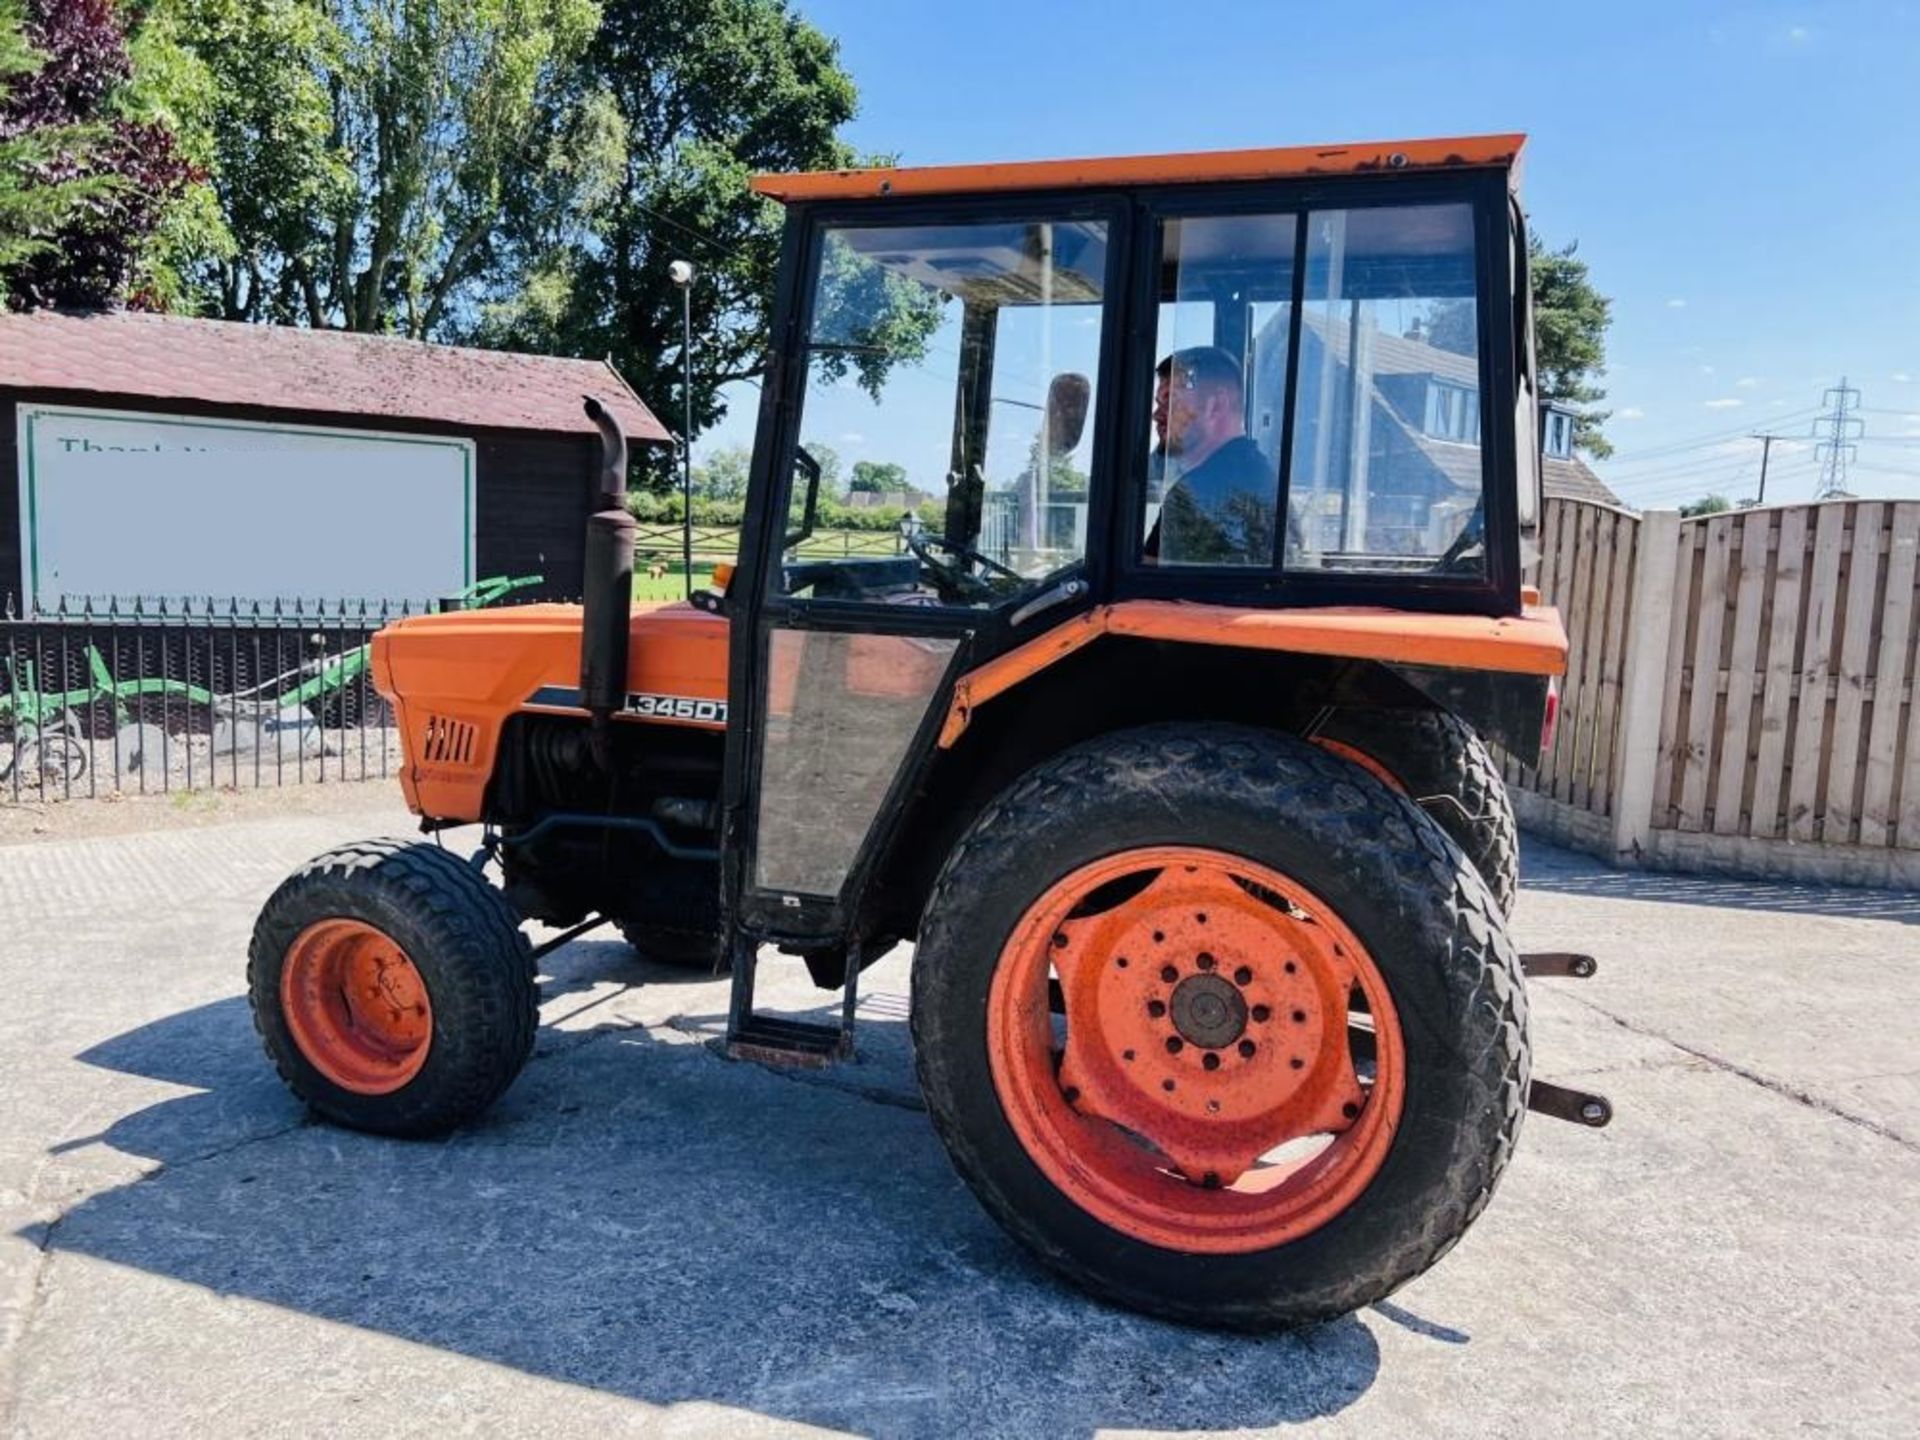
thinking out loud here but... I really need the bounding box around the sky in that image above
[692,0,1920,510]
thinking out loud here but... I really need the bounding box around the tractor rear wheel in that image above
[1311,708,1519,916]
[249,839,537,1137]
[911,724,1528,1330]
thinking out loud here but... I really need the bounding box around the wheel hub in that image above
[1169,972,1247,1050]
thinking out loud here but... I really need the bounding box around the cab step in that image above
[723,936,859,1069]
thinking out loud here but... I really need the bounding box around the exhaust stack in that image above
[580,396,634,765]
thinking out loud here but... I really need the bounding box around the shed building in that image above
[0,310,667,613]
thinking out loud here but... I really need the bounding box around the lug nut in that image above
[1251,1005,1271,1023]
[1165,1036,1184,1054]
[1196,952,1215,971]
[1147,999,1167,1018]
[1238,1040,1256,1058]
[1234,966,1253,985]
[1202,1053,1221,1071]
[1292,1009,1307,1024]
[1160,965,1178,983]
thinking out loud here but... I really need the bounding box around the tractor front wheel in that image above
[249,839,537,1137]
[911,724,1528,1329]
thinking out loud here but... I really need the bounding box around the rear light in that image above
[1540,679,1560,755]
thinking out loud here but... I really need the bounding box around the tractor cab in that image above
[752,134,1539,624]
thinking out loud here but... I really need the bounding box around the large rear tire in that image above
[249,839,537,1137]
[1311,708,1519,916]
[911,724,1528,1330]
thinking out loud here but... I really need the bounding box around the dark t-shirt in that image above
[1156,436,1276,566]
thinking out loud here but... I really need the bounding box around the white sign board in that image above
[17,406,474,609]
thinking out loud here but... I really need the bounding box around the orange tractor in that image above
[250,134,1608,1329]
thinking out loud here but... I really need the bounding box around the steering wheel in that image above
[905,530,1024,604]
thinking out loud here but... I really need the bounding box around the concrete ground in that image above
[1,794,1916,1439]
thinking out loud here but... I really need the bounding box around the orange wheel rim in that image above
[987,846,1405,1254]
[1311,738,1405,793]
[281,919,433,1095]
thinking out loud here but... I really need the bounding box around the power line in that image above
[1813,377,1864,498]
[1604,407,1822,467]
[630,198,746,262]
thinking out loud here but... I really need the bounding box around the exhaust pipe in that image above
[580,396,634,766]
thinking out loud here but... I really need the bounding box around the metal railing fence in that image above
[1,594,423,805]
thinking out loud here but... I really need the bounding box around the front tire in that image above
[249,839,537,1137]
[911,724,1528,1330]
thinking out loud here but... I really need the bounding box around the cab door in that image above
[721,198,1126,953]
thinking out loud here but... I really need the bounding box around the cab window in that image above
[779,218,1109,608]
[1138,201,1487,577]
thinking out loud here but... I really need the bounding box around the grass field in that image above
[630,526,907,604]
[631,562,717,602]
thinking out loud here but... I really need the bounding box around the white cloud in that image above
[1666,298,1688,309]
[1893,372,1913,383]
[1700,364,1717,376]
[838,431,867,445]
[1616,406,1645,420]
[1704,398,1744,410]
[1736,376,1763,388]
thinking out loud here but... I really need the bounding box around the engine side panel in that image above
[370,601,729,820]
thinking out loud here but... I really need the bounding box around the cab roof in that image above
[751,133,1524,204]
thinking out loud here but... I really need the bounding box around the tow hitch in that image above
[1519,952,1613,1128]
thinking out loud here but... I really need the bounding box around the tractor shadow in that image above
[27,951,1404,1436]
[1518,835,1920,925]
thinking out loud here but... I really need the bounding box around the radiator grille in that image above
[420,714,479,766]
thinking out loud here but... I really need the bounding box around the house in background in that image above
[1249,308,1621,559]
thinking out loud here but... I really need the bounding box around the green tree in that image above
[1530,236,1612,458]
[1680,494,1732,518]
[172,0,610,333]
[0,0,106,299]
[806,439,843,498]
[0,0,203,311]
[484,0,939,441]
[692,443,751,501]
[1422,232,1614,459]
[849,459,906,494]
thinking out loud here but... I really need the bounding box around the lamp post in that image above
[669,258,696,598]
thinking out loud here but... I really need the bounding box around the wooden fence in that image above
[1506,496,1920,888]
[632,524,904,565]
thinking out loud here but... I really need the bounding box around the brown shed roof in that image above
[0,309,670,443]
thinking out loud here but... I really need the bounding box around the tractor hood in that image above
[371,601,729,819]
